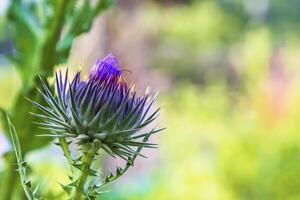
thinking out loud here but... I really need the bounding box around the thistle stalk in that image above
[72,140,100,200]
[59,138,75,172]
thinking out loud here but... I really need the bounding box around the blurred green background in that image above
[2,0,300,199]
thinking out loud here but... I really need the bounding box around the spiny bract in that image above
[31,53,162,161]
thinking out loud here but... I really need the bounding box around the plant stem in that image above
[59,138,75,172]
[72,141,99,200]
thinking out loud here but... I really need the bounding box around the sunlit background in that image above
[2,0,300,199]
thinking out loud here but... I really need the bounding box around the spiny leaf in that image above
[59,183,74,195]
[6,114,40,200]
[88,168,99,177]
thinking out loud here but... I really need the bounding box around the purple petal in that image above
[89,53,122,84]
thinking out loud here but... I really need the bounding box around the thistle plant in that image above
[18,53,163,199]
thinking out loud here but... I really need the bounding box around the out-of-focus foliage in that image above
[0,67,20,109]
[147,1,244,85]
[97,1,300,199]
[99,67,300,199]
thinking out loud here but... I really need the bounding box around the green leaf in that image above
[7,114,22,162]
[6,113,41,200]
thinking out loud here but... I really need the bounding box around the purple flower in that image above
[31,53,163,161]
[89,53,122,83]
[88,53,127,91]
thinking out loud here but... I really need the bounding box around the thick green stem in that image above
[72,141,99,200]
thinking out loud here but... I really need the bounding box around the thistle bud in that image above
[32,54,161,161]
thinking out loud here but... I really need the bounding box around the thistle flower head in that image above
[32,53,162,161]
